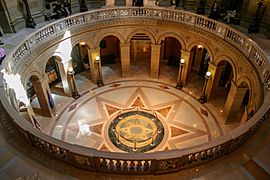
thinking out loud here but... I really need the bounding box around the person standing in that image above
[0,27,4,45]
[208,1,220,20]
[64,0,72,15]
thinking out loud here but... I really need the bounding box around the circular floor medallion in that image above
[108,111,165,153]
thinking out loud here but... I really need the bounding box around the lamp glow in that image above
[180,59,185,64]
[68,67,73,73]
[206,71,211,77]
[96,56,100,61]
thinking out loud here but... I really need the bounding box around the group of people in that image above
[53,0,72,19]
[208,1,237,24]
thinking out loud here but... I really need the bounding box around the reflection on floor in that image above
[50,80,228,152]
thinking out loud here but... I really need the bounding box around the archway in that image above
[99,35,121,82]
[185,45,210,97]
[130,33,152,77]
[71,43,90,75]
[45,56,64,96]
[159,37,182,83]
[211,60,234,110]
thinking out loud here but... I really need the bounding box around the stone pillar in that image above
[56,61,72,96]
[105,0,115,7]
[193,47,203,72]
[181,50,191,84]
[144,0,155,7]
[31,76,54,117]
[150,44,161,78]
[126,0,132,6]
[224,81,248,124]
[207,62,225,99]
[88,48,101,83]
[120,43,131,77]
[27,105,41,130]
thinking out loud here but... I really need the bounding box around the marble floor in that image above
[1,11,270,180]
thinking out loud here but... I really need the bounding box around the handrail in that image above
[0,7,269,174]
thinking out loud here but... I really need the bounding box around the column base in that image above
[199,94,207,104]
[97,79,104,87]
[72,90,81,99]
[26,18,36,29]
[175,81,184,90]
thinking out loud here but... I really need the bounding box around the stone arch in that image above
[23,71,43,89]
[71,36,95,49]
[157,32,186,50]
[236,76,252,106]
[95,32,125,48]
[42,53,66,77]
[126,29,156,44]
[215,55,237,82]
[187,40,214,63]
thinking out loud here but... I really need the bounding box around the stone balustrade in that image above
[0,7,270,175]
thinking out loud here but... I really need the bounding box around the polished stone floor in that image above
[1,10,270,180]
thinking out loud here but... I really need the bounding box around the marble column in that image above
[180,50,191,84]
[31,76,54,117]
[120,43,131,77]
[224,81,248,124]
[150,44,161,78]
[207,62,225,100]
[126,0,133,6]
[88,48,101,83]
[105,0,115,7]
[55,61,72,97]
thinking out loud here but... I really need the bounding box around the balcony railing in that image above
[0,7,270,175]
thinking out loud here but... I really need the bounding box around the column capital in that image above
[89,47,100,53]
[151,44,161,48]
[120,43,131,47]
[181,49,191,55]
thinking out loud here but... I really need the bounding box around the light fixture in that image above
[206,71,211,78]
[80,41,86,46]
[180,58,185,64]
[68,66,73,73]
[96,55,100,61]
[197,45,203,49]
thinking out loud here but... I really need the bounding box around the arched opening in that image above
[212,60,233,109]
[185,45,210,97]
[71,43,90,75]
[45,56,64,95]
[99,35,121,82]
[130,33,152,77]
[70,43,92,90]
[159,37,182,83]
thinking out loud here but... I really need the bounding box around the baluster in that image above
[143,160,150,171]
[100,158,108,170]
[122,160,128,172]
[115,160,121,171]
[130,161,135,171]
[109,159,115,171]
[137,160,142,171]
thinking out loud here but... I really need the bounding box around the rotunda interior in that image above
[0,0,270,179]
